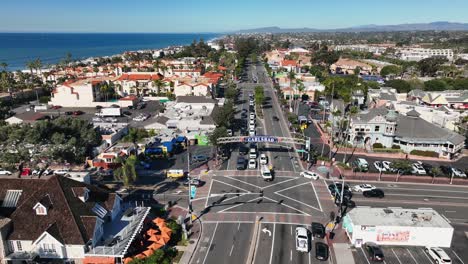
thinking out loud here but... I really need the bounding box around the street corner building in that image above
[342,207,454,248]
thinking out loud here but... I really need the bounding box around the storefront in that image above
[343,207,453,248]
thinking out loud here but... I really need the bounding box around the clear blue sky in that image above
[1,0,468,33]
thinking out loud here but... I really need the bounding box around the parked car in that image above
[54,168,70,175]
[421,163,434,175]
[412,162,426,175]
[352,158,369,172]
[248,159,257,169]
[364,242,384,262]
[73,110,84,116]
[311,222,325,238]
[425,246,452,264]
[440,165,452,176]
[363,189,385,198]
[92,117,103,122]
[259,153,268,165]
[0,169,12,175]
[353,184,376,192]
[183,178,205,187]
[273,116,279,121]
[191,155,209,164]
[300,171,319,180]
[95,105,103,109]
[42,168,53,175]
[236,157,246,170]
[65,111,73,115]
[139,161,151,169]
[381,161,392,171]
[373,161,386,172]
[452,167,467,178]
[295,227,309,253]
[239,145,249,155]
[315,242,329,261]
[51,105,62,109]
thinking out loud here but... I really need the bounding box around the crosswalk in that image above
[210,170,299,177]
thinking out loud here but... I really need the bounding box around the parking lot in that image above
[325,179,468,263]
[352,245,465,264]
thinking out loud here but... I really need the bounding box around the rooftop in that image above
[347,207,453,228]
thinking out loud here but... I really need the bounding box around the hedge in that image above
[373,148,403,153]
[391,145,401,149]
[410,150,439,157]
[372,143,384,149]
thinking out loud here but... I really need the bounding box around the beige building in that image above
[330,58,374,75]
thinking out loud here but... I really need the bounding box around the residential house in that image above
[115,73,163,96]
[91,142,136,169]
[330,58,374,75]
[0,175,150,264]
[347,107,465,159]
[280,60,299,73]
[5,112,47,125]
[367,87,407,108]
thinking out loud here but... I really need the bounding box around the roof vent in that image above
[383,208,393,214]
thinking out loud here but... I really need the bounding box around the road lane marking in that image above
[290,250,293,262]
[290,225,292,235]
[274,181,311,192]
[421,248,434,263]
[212,179,252,193]
[229,244,235,256]
[385,193,468,200]
[262,196,311,216]
[205,179,214,208]
[274,191,321,211]
[392,249,403,264]
[311,181,323,212]
[237,221,241,230]
[224,176,261,190]
[202,222,218,264]
[452,250,465,264]
[441,214,451,223]
[218,196,262,213]
[406,248,418,264]
[380,186,468,194]
[268,224,276,264]
[262,177,299,190]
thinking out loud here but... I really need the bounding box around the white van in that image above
[261,165,272,181]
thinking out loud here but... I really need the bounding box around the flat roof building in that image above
[343,207,453,247]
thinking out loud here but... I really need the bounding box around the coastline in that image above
[0,33,223,71]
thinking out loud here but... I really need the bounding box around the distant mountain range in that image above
[235,22,468,33]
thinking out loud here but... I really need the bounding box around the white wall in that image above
[350,225,453,247]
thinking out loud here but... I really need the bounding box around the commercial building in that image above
[396,48,454,61]
[343,207,453,247]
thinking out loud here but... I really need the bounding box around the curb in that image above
[246,216,262,264]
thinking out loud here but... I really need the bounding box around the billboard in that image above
[376,230,410,242]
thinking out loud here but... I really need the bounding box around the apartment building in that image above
[396,48,454,61]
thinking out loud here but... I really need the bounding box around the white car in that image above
[92,117,103,122]
[373,161,386,172]
[249,129,255,136]
[259,154,268,165]
[425,246,451,264]
[248,159,257,169]
[105,117,118,123]
[249,124,255,131]
[451,167,467,178]
[353,184,376,192]
[249,119,255,125]
[249,148,257,159]
[295,227,309,252]
[54,168,70,175]
[0,169,12,175]
[249,113,255,119]
[382,161,392,171]
[300,171,319,180]
[411,162,426,175]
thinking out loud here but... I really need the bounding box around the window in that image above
[16,241,22,251]
[42,243,56,253]
[374,126,380,132]
[34,203,47,215]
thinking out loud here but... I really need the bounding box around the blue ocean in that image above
[0,33,220,70]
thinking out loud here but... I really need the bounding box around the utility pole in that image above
[187,147,192,224]
[328,83,335,160]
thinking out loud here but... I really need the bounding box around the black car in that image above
[315,242,329,261]
[273,116,279,121]
[236,157,246,170]
[241,112,247,118]
[311,222,325,238]
[364,243,384,262]
[219,148,231,160]
[421,163,433,175]
[65,111,73,115]
[328,183,350,195]
[363,189,385,198]
[122,110,132,116]
[440,165,452,176]
[239,145,249,155]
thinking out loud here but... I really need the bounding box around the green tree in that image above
[224,84,238,101]
[380,65,402,77]
[385,79,412,93]
[114,155,138,186]
[212,101,235,128]
[254,85,265,106]
[208,126,228,146]
[417,57,447,77]
[424,79,448,91]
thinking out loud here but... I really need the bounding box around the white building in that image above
[115,72,163,96]
[396,48,454,61]
[333,44,388,55]
[343,207,453,247]
[50,78,136,108]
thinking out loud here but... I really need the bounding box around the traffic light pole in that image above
[187,148,192,224]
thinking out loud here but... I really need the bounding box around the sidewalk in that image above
[327,227,355,264]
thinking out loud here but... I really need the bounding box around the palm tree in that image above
[34,58,42,75]
[288,71,296,111]
[26,61,35,76]
[153,79,166,94]
[153,59,161,73]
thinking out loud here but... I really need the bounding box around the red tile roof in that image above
[117,73,162,81]
[281,60,298,67]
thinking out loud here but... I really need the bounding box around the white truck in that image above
[95,107,121,117]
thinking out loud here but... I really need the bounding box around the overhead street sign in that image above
[242,136,280,143]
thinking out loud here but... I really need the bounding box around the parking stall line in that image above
[392,248,403,264]
[421,248,435,263]
[406,248,419,264]
[452,250,465,264]
[359,247,372,264]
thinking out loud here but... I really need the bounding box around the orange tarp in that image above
[83,256,115,264]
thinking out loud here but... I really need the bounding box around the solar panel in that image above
[2,190,22,208]
[92,203,108,218]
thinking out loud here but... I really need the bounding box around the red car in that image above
[73,110,84,116]
[52,105,62,109]
[21,168,32,176]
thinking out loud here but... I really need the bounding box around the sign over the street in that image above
[242,136,280,143]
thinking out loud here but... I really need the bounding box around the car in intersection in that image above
[353,184,376,192]
[424,246,452,263]
[295,227,309,253]
[300,171,319,180]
